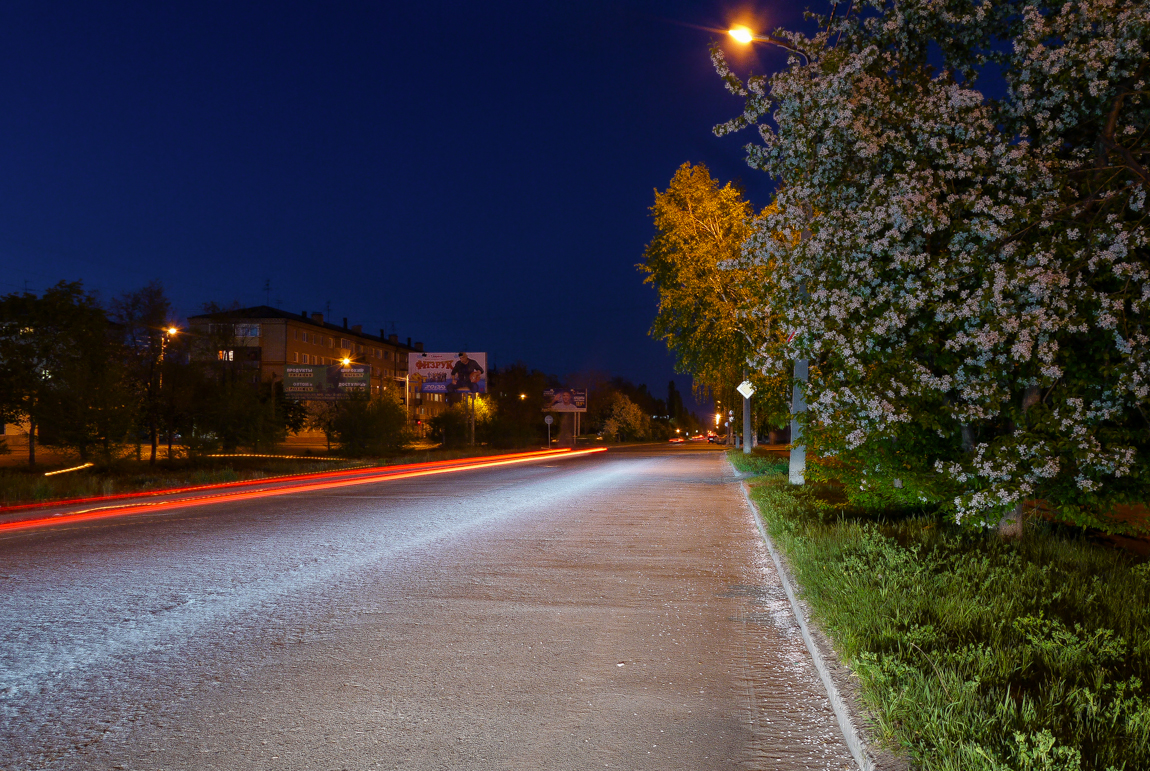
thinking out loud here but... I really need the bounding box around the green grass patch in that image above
[743,469,1150,770]
[726,448,788,477]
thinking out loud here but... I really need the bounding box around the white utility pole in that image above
[789,358,807,485]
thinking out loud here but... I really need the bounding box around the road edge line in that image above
[734,470,876,771]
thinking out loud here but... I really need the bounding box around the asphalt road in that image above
[0,445,854,770]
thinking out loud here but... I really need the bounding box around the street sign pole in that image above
[544,414,553,449]
[737,379,756,455]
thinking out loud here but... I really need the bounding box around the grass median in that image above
[730,450,1150,771]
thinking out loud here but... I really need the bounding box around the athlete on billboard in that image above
[449,352,484,393]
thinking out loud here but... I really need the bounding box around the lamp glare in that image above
[729,27,753,43]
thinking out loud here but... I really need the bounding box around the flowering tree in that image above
[714,0,1150,528]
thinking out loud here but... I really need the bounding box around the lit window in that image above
[218,350,234,361]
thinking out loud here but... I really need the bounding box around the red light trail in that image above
[0,447,608,534]
[0,448,582,514]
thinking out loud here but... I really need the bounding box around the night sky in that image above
[0,1,806,414]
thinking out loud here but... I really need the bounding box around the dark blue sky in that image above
[0,1,805,412]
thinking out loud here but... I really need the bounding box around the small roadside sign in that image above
[544,415,554,425]
[737,380,756,399]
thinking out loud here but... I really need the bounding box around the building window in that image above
[294,352,299,363]
[218,350,234,361]
[235,323,260,338]
[341,338,352,350]
[303,354,310,364]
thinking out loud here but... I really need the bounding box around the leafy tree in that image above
[330,392,410,456]
[110,281,176,464]
[486,362,550,447]
[184,306,302,453]
[599,392,650,442]
[0,282,133,465]
[640,163,790,428]
[713,0,1150,529]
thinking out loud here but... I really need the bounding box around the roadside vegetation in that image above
[733,450,1150,770]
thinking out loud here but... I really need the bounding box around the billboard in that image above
[543,388,587,412]
[408,352,487,394]
[284,364,369,400]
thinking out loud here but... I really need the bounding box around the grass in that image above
[0,445,539,507]
[732,449,1150,771]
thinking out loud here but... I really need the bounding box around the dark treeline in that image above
[0,281,699,463]
[0,281,303,466]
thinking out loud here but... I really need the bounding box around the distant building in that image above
[186,306,446,423]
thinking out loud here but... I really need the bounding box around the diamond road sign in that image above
[737,380,756,399]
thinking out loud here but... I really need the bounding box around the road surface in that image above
[0,446,855,770]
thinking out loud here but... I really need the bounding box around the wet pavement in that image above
[0,446,855,770]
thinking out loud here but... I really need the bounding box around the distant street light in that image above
[159,326,179,389]
[341,357,351,367]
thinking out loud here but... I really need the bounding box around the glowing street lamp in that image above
[728,25,809,63]
[728,26,754,44]
[341,357,351,367]
[159,326,179,389]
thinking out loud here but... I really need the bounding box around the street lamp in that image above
[159,326,179,372]
[728,25,809,63]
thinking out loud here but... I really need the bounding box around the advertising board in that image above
[408,352,487,394]
[284,364,369,400]
[543,388,587,412]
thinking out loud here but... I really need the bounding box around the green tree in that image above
[110,281,177,464]
[639,163,790,428]
[183,306,303,453]
[0,282,133,465]
[330,392,410,457]
[599,392,650,442]
[486,362,550,447]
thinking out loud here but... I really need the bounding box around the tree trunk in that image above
[149,420,158,465]
[999,385,1042,538]
[961,424,974,453]
[28,416,36,468]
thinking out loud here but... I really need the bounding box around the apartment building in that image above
[187,306,446,422]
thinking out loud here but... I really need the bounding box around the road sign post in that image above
[737,380,756,455]
[544,414,553,449]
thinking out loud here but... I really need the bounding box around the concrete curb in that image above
[734,470,877,771]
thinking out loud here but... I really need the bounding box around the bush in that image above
[330,393,411,457]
